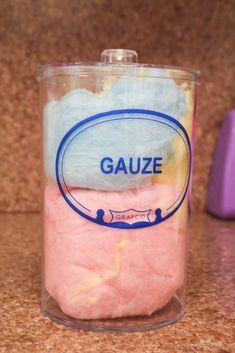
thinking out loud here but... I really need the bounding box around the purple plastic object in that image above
[208,109,235,218]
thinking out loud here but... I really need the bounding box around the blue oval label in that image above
[56,109,191,229]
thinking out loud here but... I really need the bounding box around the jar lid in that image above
[38,49,201,83]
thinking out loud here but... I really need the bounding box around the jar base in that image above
[41,292,185,332]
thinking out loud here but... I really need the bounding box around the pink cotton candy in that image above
[44,182,186,320]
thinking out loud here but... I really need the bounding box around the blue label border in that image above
[55,109,192,229]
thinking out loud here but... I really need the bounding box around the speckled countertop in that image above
[0,213,235,353]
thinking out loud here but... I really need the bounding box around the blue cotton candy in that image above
[44,69,187,191]
[106,69,186,120]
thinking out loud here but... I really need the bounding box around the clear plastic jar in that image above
[38,49,200,332]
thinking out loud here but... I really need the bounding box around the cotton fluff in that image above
[44,69,187,190]
[44,182,186,320]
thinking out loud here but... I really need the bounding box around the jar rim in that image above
[38,62,201,83]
